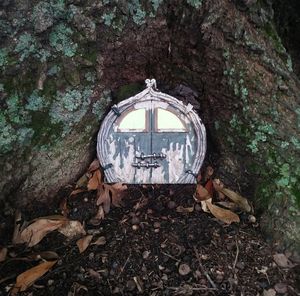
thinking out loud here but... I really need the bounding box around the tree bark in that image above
[0,0,299,254]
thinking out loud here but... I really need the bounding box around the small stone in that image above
[158,265,165,270]
[47,279,54,286]
[142,251,150,259]
[248,215,256,223]
[167,200,177,209]
[88,252,95,260]
[126,280,136,291]
[263,289,276,296]
[153,222,161,228]
[273,253,292,268]
[84,197,88,202]
[178,263,191,276]
[154,228,160,233]
[132,225,139,231]
[161,274,168,281]
[274,283,288,294]
[160,243,167,248]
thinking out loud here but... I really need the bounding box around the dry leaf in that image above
[220,188,251,212]
[205,199,240,224]
[212,179,224,191]
[58,220,86,239]
[109,183,127,207]
[87,159,100,173]
[12,210,23,245]
[200,199,210,212]
[0,247,7,262]
[91,236,106,246]
[204,166,214,181]
[20,219,66,247]
[215,201,239,211]
[75,174,89,189]
[205,179,214,196]
[77,235,93,253]
[88,170,102,191]
[195,184,211,201]
[96,185,111,213]
[11,260,57,295]
[176,206,194,213]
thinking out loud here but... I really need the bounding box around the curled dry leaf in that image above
[220,188,251,213]
[91,236,106,246]
[212,179,224,192]
[205,179,214,197]
[20,218,66,247]
[176,206,194,213]
[75,174,89,189]
[27,251,59,261]
[11,260,57,295]
[215,201,239,211]
[205,199,240,224]
[108,183,128,207]
[77,235,93,253]
[0,247,7,262]
[195,184,211,201]
[70,188,85,196]
[12,210,23,245]
[58,220,86,239]
[87,159,100,173]
[88,170,102,191]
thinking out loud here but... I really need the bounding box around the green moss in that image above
[115,82,144,102]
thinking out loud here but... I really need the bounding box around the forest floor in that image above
[0,186,299,296]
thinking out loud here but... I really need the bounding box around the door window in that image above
[156,108,187,132]
[117,109,147,132]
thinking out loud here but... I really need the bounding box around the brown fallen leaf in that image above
[205,179,214,197]
[195,184,211,201]
[87,159,100,173]
[91,236,106,246]
[0,247,7,262]
[212,178,224,192]
[176,206,194,213]
[12,210,24,245]
[11,260,57,295]
[58,220,86,239]
[77,235,93,253]
[220,188,252,213]
[109,183,128,207]
[88,170,102,191]
[75,173,89,189]
[205,199,240,224]
[20,218,66,247]
[89,206,105,225]
[96,185,111,213]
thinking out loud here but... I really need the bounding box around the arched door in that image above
[97,79,206,184]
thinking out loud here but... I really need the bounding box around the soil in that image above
[0,186,299,296]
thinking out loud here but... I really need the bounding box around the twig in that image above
[193,246,217,289]
[161,251,181,262]
[233,238,239,271]
[117,254,131,279]
[167,286,217,291]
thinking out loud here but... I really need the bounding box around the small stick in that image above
[161,251,181,262]
[193,246,217,289]
[117,254,131,279]
[167,286,217,291]
[233,238,239,271]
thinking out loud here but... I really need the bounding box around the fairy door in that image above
[97,79,206,184]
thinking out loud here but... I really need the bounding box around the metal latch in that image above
[136,152,166,160]
[132,162,160,169]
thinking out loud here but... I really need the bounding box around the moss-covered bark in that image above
[0,0,299,253]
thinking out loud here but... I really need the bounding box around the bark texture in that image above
[0,0,299,253]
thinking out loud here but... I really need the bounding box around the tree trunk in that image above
[0,0,299,254]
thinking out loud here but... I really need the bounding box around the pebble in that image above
[132,225,139,231]
[88,252,95,260]
[154,228,160,233]
[161,274,168,281]
[236,261,245,270]
[194,204,202,212]
[47,279,54,286]
[142,251,150,259]
[263,289,276,296]
[126,280,136,291]
[84,197,88,202]
[274,282,288,294]
[248,215,256,223]
[178,263,191,276]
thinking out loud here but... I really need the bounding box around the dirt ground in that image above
[0,185,299,296]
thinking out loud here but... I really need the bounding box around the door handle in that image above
[136,152,166,160]
[132,161,160,168]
